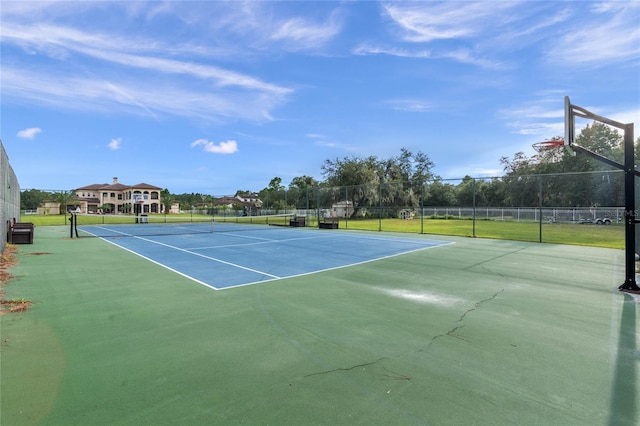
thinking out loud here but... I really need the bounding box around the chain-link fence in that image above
[20,170,630,247]
[245,170,628,246]
[1,140,21,252]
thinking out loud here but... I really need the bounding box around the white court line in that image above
[219,241,455,291]
[135,235,281,278]
[186,230,439,251]
[97,229,454,291]
[213,232,276,242]
[186,233,336,250]
[100,234,281,291]
[100,238,217,290]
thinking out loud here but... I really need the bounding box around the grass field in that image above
[22,213,624,249]
[308,217,624,249]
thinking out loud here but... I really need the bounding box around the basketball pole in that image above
[566,98,639,293]
[620,122,638,293]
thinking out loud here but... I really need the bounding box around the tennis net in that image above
[212,213,299,232]
[72,213,301,238]
[72,214,214,238]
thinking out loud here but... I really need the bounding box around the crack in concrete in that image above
[304,357,387,377]
[456,289,504,323]
[423,289,504,350]
[304,290,504,379]
[464,247,528,271]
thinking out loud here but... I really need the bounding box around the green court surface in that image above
[1,226,637,425]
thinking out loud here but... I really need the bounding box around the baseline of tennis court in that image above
[95,227,452,289]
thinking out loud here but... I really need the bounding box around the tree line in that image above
[260,123,639,216]
[21,122,639,214]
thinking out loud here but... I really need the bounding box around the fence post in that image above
[305,188,309,218]
[538,175,543,243]
[472,178,476,238]
[316,187,321,228]
[378,181,382,232]
[345,186,348,229]
[420,182,425,234]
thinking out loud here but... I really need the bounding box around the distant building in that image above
[36,202,62,215]
[72,177,163,214]
[213,196,241,209]
[213,193,263,215]
[331,200,354,218]
[235,192,261,204]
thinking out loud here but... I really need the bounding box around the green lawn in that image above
[20,214,70,226]
[312,217,624,249]
[23,214,624,249]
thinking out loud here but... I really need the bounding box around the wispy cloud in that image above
[439,49,508,69]
[497,101,565,137]
[1,22,293,95]
[387,99,433,113]
[108,138,122,150]
[500,96,640,139]
[545,2,640,66]
[0,9,293,123]
[383,2,519,43]
[380,2,639,70]
[269,14,342,50]
[2,66,283,123]
[306,133,356,151]
[17,127,42,139]
[377,2,528,69]
[352,44,431,58]
[214,2,344,52]
[191,139,239,154]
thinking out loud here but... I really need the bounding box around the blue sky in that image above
[1,1,639,195]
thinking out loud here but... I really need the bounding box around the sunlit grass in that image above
[322,218,624,249]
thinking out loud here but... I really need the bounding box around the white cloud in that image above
[380,2,638,70]
[352,44,431,58]
[269,15,342,50]
[17,127,42,139]
[545,3,640,66]
[1,66,282,123]
[191,139,239,154]
[388,99,433,113]
[0,18,292,123]
[108,138,122,150]
[1,22,292,95]
[305,133,326,139]
[551,28,640,66]
[383,2,519,43]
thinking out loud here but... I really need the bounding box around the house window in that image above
[118,194,123,200]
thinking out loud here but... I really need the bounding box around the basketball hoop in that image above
[532,139,565,153]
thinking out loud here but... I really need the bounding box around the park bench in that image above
[319,217,339,229]
[7,218,34,244]
[289,216,306,227]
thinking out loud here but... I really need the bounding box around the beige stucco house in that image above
[72,177,163,214]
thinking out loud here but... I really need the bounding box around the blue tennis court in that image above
[93,227,451,289]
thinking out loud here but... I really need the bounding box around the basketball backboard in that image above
[564,96,574,146]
